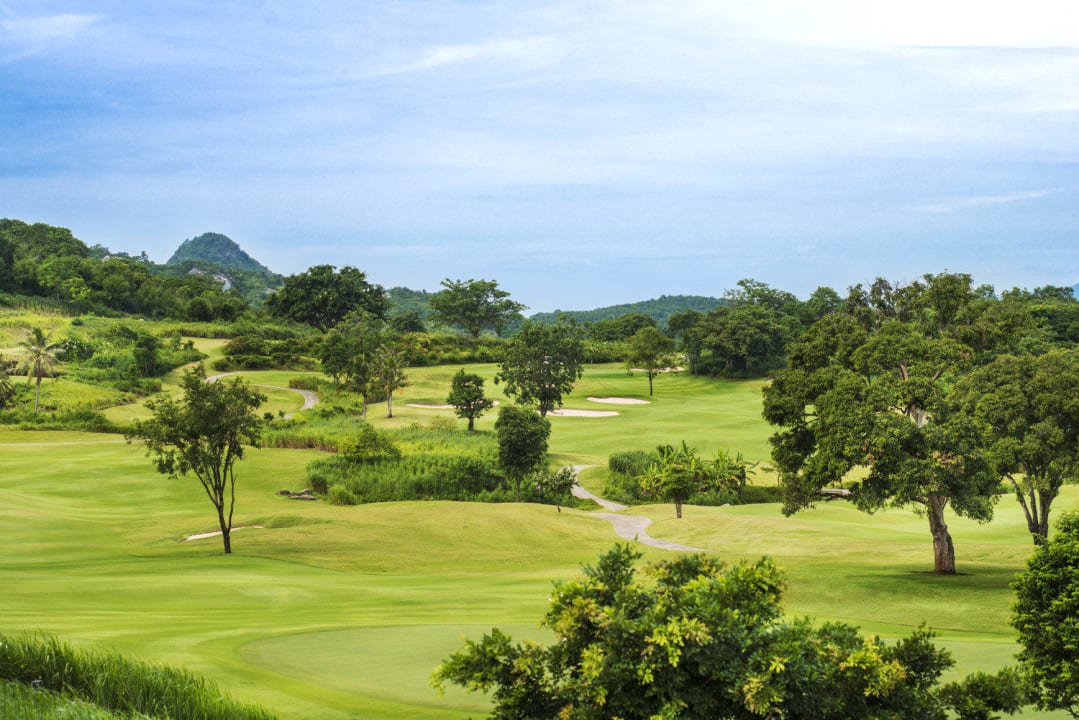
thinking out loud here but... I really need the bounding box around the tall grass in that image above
[0,633,276,720]
[1,680,129,719]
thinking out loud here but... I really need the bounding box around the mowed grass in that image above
[1,362,1070,718]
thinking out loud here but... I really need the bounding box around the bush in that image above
[327,485,357,505]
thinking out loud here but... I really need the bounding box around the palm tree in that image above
[18,327,61,413]
[374,343,409,418]
[0,366,13,408]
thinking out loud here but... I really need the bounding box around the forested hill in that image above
[529,295,724,327]
[166,232,273,274]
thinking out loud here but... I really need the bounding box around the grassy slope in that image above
[1,360,1071,718]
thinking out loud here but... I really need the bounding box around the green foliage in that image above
[447,369,493,431]
[1013,511,1079,716]
[532,466,576,511]
[953,349,1079,542]
[429,278,525,338]
[588,312,657,342]
[434,545,999,720]
[166,232,275,275]
[623,325,676,396]
[496,321,584,416]
[338,422,402,464]
[529,294,724,328]
[495,404,551,501]
[265,264,387,330]
[0,632,276,720]
[128,364,265,554]
[764,273,1006,574]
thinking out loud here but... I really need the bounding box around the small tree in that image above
[533,466,577,512]
[624,326,676,396]
[128,365,265,555]
[1013,512,1079,716]
[495,404,551,502]
[18,327,61,413]
[0,367,13,409]
[374,342,409,418]
[496,321,583,416]
[640,442,709,519]
[447,370,494,431]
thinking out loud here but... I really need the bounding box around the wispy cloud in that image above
[384,36,566,75]
[915,188,1062,214]
[0,13,99,48]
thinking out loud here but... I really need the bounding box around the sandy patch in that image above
[587,396,650,405]
[407,401,499,410]
[629,366,683,373]
[183,525,264,542]
[548,408,619,417]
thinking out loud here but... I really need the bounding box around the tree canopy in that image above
[1013,512,1079,716]
[624,325,676,396]
[496,321,584,416]
[447,369,494,431]
[265,264,386,331]
[434,544,1017,720]
[763,273,1004,574]
[429,278,525,337]
[494,404,551,502]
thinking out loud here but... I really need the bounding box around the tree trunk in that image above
[675,498,683,519]
[648,372,654,396]
[927,494,955,574]
[34,376,42,413]
[386,390,393,418]
[217,507,232,555]
[467,415,475,431]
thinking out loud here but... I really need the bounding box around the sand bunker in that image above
[587,396,650,405]
[548,408,619,417]
[407,401,499,410]
[183,525,263,542]
[629,366,683,373]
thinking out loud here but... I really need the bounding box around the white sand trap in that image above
[548,408,619,417]
[183,525,264,542]
[587,396,650,405]
[629,366,683,373]
[407,401,500,410]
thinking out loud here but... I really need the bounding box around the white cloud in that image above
[386,36,567,74]
[915,188,1063,214]
[0,13,99,49]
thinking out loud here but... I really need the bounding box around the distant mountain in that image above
[530,294,725,328]
[166,232,273,274]
[160,232,282,305]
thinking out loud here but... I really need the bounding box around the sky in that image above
[2,1,1077,313]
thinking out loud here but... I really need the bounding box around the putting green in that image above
[243,623,549,714]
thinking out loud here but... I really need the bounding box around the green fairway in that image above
[1,362,1072,718]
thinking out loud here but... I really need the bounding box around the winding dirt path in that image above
[569,466,705,553]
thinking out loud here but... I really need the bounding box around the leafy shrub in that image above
[327,485,357,505]
[339,423,401,464]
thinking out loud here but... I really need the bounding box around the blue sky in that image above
[2,1,1077,312]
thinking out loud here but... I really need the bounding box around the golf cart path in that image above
[569,466,705,553]
[207,373,318,416]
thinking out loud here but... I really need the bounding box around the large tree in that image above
[17,327,61,413]
[1013,512,1079,716]
[495,404,550,502]
[624,326,676,396]
[128,365,265,554]
[763,274,1001,574]
[265,264,386,331]
[496,321,583,416]
[430,278,525,337]
[954,349,1079,543]
[447,369,494,431]
[434,544,1018,720]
